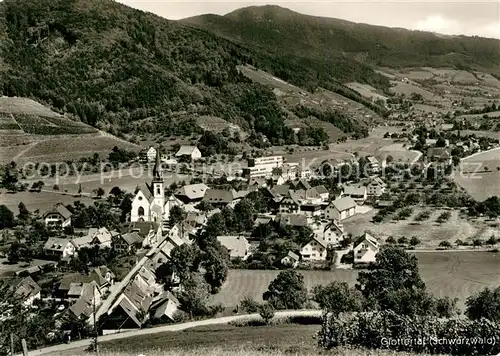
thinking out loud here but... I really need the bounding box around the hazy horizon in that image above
[118,0,500,39]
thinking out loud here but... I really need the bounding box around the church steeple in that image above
[152,146,163,182]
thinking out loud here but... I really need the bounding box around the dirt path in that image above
[21,310,322,356]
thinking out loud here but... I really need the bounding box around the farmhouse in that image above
[353,233,380,264]
[73,227,116,249]
[281,251,300,268]
[113,232,142,253]
[278,191,301,214]
[121,221,162,247]
[43,203,72,229]
[175,145,202,160]
[43,237,76,260]
[175,183,209,203]
[202,189,240,208]
[300,235,328,261]
[325,197,357,221]
[216,235,252,260]
[149,291,180,322]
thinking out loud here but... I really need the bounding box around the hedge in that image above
[318,311,500,355]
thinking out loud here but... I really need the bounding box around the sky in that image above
[118,0,500,39]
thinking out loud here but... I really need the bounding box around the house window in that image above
[138,207,145,216]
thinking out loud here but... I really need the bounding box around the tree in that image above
[0,205,15,229]
[175,273,221,318]
[17,202,30,221]
[258,303,275,324]
[263,270,308,310]
[356,246,434,316]
[109,186,123,197]
[409,236,421,246]
[202,244,229,294]
[465,286,500,322]
[312,281,363,316]
[165,244,201,283]
[168,206,186,226]
[93,187,105,199]
[239,296,260,313]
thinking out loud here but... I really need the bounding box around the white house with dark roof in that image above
[325,197,357,221]
[175,145,202,160]
[300,235,328,261]
[44,203,72,229]
[217,235,252,260]
[353,233,380,264]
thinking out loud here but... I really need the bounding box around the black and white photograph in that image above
[0,0,499,355]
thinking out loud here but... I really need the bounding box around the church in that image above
[130,148,181,223]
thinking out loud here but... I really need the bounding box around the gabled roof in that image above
[284,250,299,261]
[271,184,290,197]
[281,191,301,206]
[43,237,73,252]
[121,232,143,246]
[343,184,366,196]
[69,296,94,319]
[44,203,72,220]
[306,235,327,249]
[367,156,379,164]
[15,276,41,300]
[369,177,388,188]
[175,145,199,156]
[135,182,154,203]
[217,235,249,258]
[324,220,344,234]
[254,215,273,226]
[175,183,208,200]
[185,212,206,226]
[356,232,380,250]
[88,227,113,245]
[427,148,451,159]
[276,213,308,227]
[314,185,329,195]
[331,197,357,212]
[291,179,311,190]
[203,189,236,204]
[121,221,160,238]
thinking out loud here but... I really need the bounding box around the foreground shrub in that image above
[318,311,500,355]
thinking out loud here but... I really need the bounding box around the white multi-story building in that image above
[243,155,284,179]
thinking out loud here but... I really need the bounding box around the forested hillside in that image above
[183,5,500,75]
[0,0,386,145]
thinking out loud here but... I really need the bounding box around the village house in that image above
[175,183,209,204]
[121,221,162,248]
[43,237,76,260]
[43,203,72,229]
[427,148,452,166]
[69,282,103,320]
[175,145,202,161]
[306,185,329,203]
[202,189,240,209]
[290,179,311,191]
[319,158,346,177]
[367,177,388,197]
[139,146,157,163]
[278,191,301,214]
[300,235,328,261]
[353,233,380,264]
[14,276,41,307]
[253,215,273,227]
[281,251,300,268]
[366,156,380,174]
[322,220,345,246]
[341,184,367,203]
[276,213,309,228]
[325,197,357,221]
[216,235,252,260]
[299,204,322,218]
[72,227,116,250]
[113,231,142,253]
[68,281,101,303]
[149,291,180,322]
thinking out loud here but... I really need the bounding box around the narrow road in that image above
[22,310,322,356]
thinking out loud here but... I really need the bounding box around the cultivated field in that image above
[0,258,56,278]
[345,82,388,102]
[378,143,421,163]
[214,252,500,310]
[455,148,500,200]
[343,208,498,247]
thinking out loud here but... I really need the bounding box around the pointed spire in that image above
[152,146,162,181]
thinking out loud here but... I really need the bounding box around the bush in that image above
[258,303,275,324]
[318,311,500,355]
[385,236,396,244]
[439,241,452,248]
[239,296,260,313]
[409,236,420,246]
